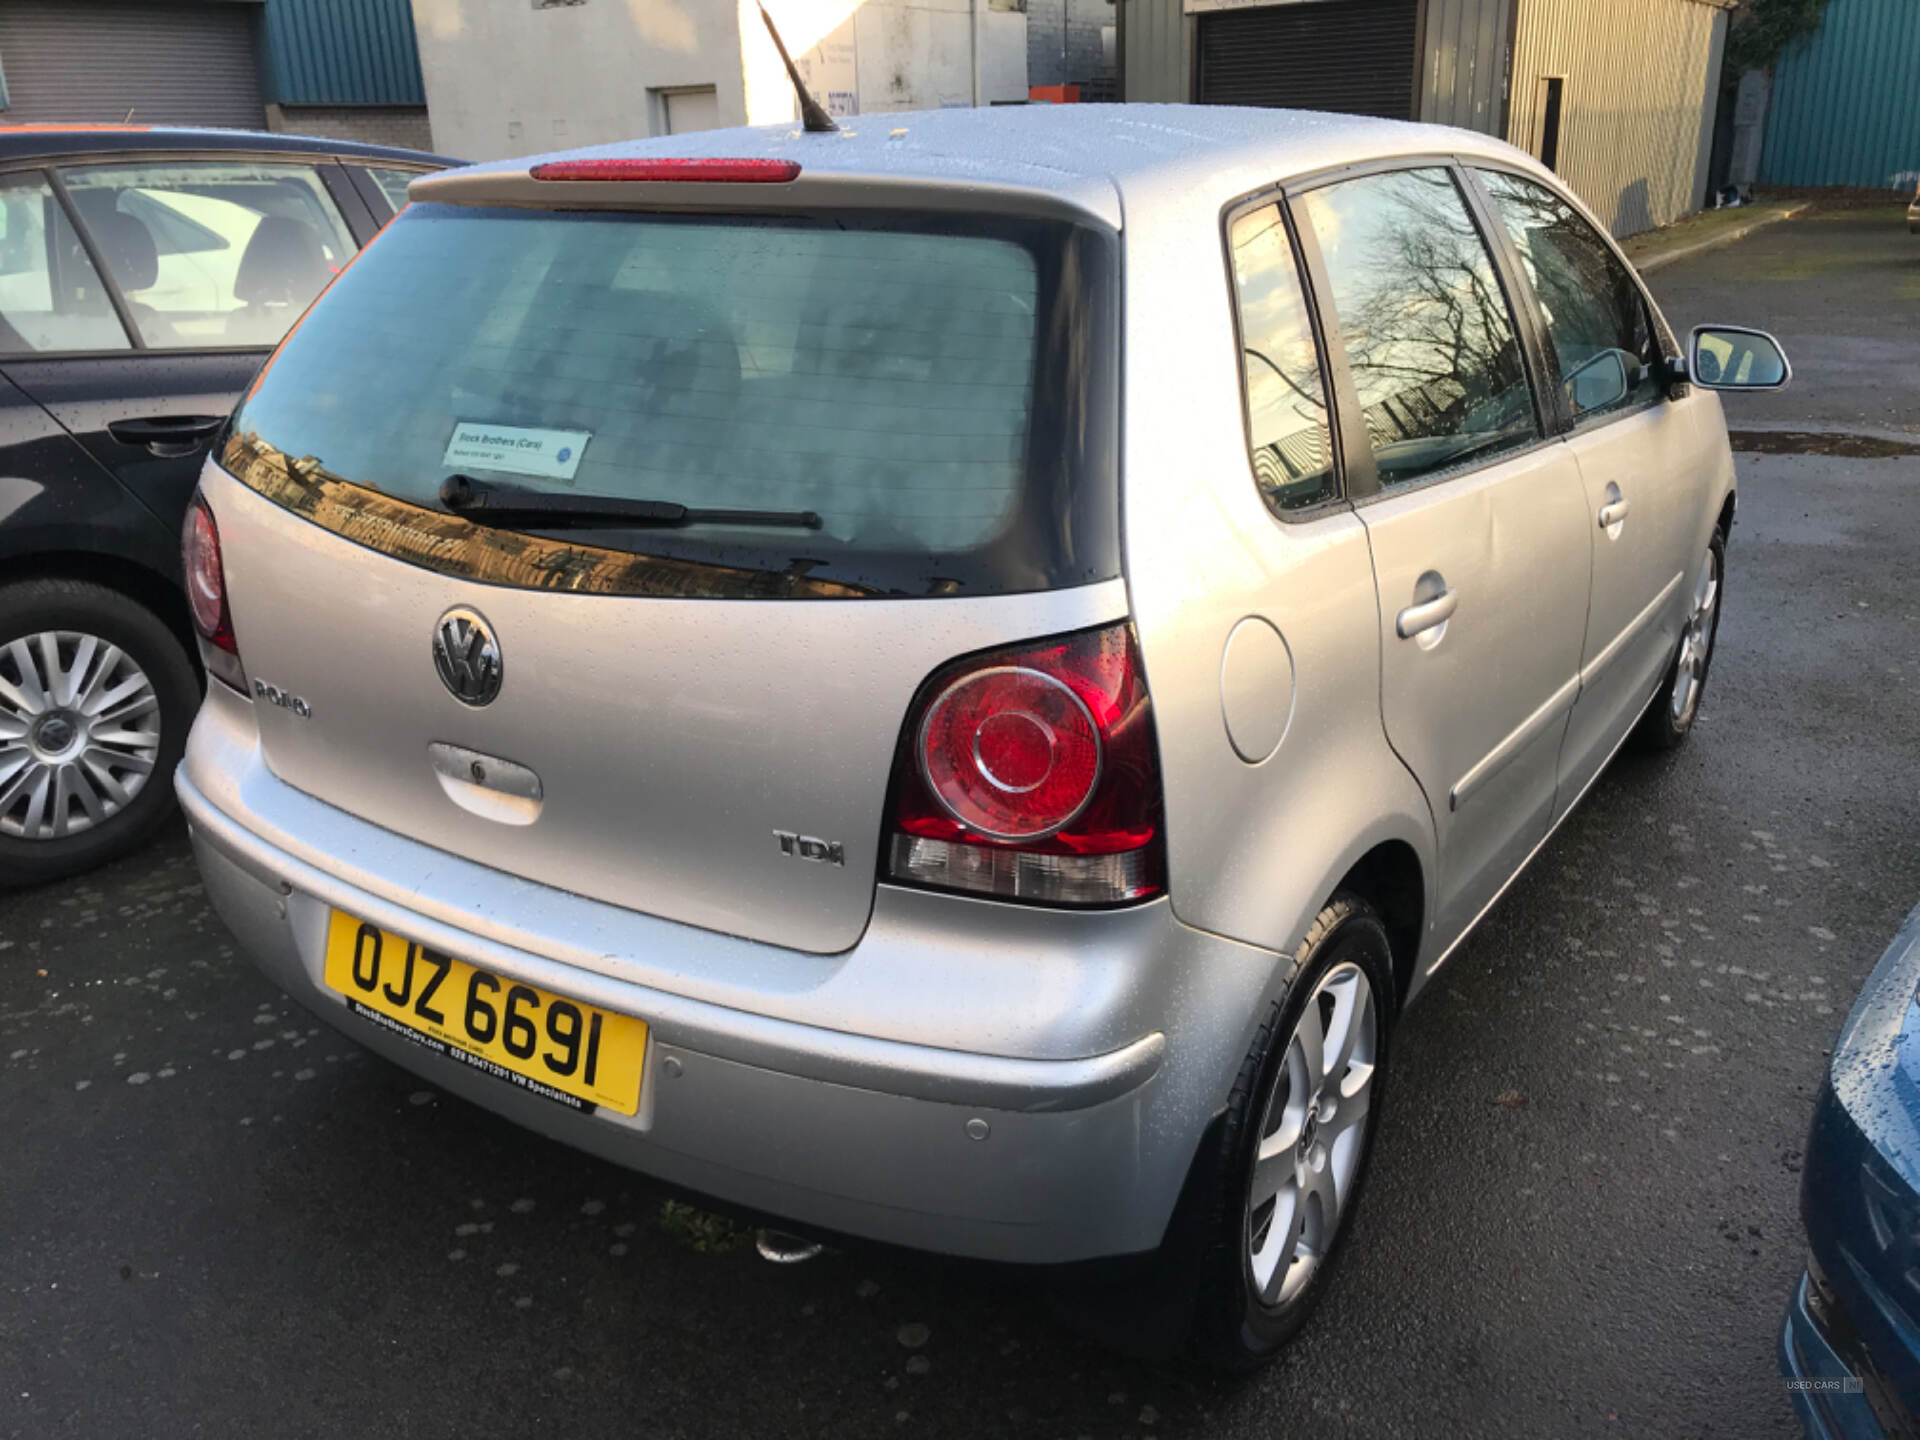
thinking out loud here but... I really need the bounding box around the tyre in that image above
[0,578,199,888]
[1635,526,1725,752]
[1188,892,1395,1369]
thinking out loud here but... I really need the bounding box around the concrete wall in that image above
[411,0,748,159]
[413,0,1026,160]
[1507,0,1729,236]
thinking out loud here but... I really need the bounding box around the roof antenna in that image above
[756,2,837,134]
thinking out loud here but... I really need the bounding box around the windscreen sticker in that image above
[443,422,592,482]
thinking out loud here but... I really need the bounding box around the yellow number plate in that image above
[322,910,647,1116]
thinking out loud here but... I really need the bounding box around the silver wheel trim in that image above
[1670,545,1721,727]
[0,630,161,841]
[1246,960,1379,1307]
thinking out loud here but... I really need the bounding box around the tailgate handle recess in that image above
[428,742,543,826]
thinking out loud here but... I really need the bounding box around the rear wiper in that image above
[439,475,821,531]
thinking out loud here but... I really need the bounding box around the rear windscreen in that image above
[226,203,1118,598]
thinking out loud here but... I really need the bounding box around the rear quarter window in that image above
[1227,201,1336,515]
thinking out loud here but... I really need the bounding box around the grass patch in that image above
[657,1199,754,1254]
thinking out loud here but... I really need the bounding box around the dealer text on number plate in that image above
[321,910,647,1115]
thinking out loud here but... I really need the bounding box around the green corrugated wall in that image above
[263,0,427,107]
[1762,0,1920,191]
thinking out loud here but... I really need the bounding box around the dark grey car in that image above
[0,126,450,887]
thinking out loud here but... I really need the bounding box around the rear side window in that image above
[227,204,1118,598]
[61,161,357,350]
[1475,169,1660,424]
[1301,167,1539,490]
[1228,202,1335,514]
[364,167,419,215]
[0,173,130,354]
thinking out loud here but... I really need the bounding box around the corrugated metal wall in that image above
[1419,0,1511,134]
[1030,0,1120,92]
[1762,0,1920,190]
[1121,0,1190,103]
[263,0,425,106]
[1507,0,1726,235]
[1120,0,1725,236]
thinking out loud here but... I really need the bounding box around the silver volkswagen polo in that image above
[176,106,1787,1365]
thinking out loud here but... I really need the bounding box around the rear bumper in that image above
[177,687,1284,1263]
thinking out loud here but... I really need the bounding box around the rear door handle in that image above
[108,414,223,456]
[1396,587,1459,639]
[1598,496,1631,528]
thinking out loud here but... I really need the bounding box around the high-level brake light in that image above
[529,158,802,183]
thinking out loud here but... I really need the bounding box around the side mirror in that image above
[1686,325,1790,390]
[1563,348,1631,415]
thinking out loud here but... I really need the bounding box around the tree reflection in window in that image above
[1302,168,1539,489]
[1475,168,1660,422]
[1229,202,1335,513]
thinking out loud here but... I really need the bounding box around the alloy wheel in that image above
[1246,960,1380,1307]
[0,630,162,841]
[1669,545,1721,728]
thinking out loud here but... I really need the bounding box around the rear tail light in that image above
[181,493,245,692]
[887,622,1165,906]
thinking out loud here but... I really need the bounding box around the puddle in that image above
[1728,430,1920,458]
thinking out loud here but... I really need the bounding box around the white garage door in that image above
[0,0,266,129]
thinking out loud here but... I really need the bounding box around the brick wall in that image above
[265,105,436,154]
[1025,0,1117,93]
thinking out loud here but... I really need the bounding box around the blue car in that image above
[1783,903,1920,1437]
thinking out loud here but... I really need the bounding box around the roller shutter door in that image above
[0,1,265,129]
[1196,0,1420,120]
